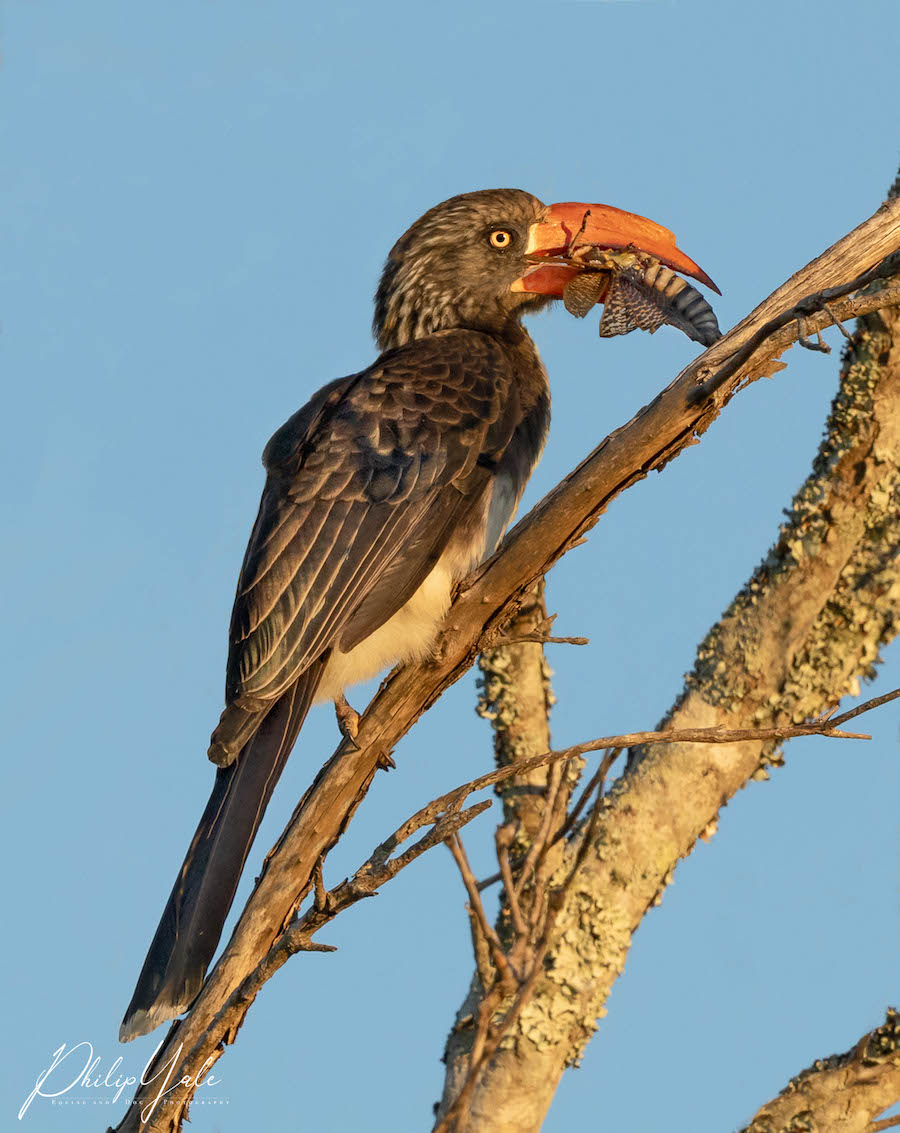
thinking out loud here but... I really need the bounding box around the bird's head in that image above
[373,188,717,352]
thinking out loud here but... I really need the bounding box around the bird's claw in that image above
[334,694,361,751]
[796,315,831,353]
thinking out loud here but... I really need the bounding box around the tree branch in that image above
[475,582,566,844]
[111,194,900,1133]
[738,1008,900,1133]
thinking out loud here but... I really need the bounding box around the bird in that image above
[119,188,716,1042]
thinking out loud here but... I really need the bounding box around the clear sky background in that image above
[3,2,899,1131]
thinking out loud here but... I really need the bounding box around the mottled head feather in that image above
[373,189,548,352]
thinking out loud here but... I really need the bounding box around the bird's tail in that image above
[119,667,323,1042]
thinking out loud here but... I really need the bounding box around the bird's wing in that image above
[225,331,521,705]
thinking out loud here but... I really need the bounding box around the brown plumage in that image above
[120,188,718,1042]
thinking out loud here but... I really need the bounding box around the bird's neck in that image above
[377,295,535,350]
[502,321,551,420]
[374,268,526,352]
[374,275,550,414]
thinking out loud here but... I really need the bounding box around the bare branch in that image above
[738,1008,900,1133]
[446,834,518,992]
[295,799,493,940]
[476,584,563,842]
[494,826,527,940]
[829,685,900,726]
[553,748,620,845]
[493,633,589,646]
[870,1117,900,1133]
[692,266,900,400]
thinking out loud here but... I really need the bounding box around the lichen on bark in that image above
[740,1008,900,1133]
[677,301,900,769]
[475,579,562,840]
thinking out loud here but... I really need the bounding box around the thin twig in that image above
[303,801,492,935]
[312,856,327,912]
[494,609,589,648]
[496,633,589,646]
[446,835,518,990]
[692,274,900,403]
[418,709,884,827]
[869,1115,900,1132]
[829,685,900,726]
[495,825,528,940]
[823,301,853,339]
[385,805,492,878]
[513,760,563,898]
[564,770,608,886]
[467,911,497,995]
[553,747,621,846]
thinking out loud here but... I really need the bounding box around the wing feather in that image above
[224,330,524,707]
[281,504,428,677]
[238,501,369,693]
[238,501,310,591]
[339,479,487,653]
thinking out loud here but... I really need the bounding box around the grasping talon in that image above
[796,314,831,353]
[334,693,361,749]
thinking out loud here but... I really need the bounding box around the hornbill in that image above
[120,188,716,1041]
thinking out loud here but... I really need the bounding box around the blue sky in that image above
[3,2,899,1131]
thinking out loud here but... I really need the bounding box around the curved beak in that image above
[512,201,720,297]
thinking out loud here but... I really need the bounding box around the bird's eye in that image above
[489,229,513,250]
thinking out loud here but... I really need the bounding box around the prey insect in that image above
[562,245,722,347]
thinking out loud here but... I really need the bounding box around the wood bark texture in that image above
[739,1009,900,1133]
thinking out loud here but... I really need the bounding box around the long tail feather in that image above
[119,663,324,1041]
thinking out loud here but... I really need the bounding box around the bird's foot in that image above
[796,314,830,353]
[334,693,361,751]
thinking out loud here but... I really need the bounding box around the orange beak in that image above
[512,201,720,297]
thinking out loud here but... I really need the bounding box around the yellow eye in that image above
[489,229,513,249]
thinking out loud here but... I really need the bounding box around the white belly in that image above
[314,560,455,703]
[314,469,526,705]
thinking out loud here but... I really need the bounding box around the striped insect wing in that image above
[597,274,668,338]
[562,272,609,319]
[561,251,722,347]
[638,262,722,346]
